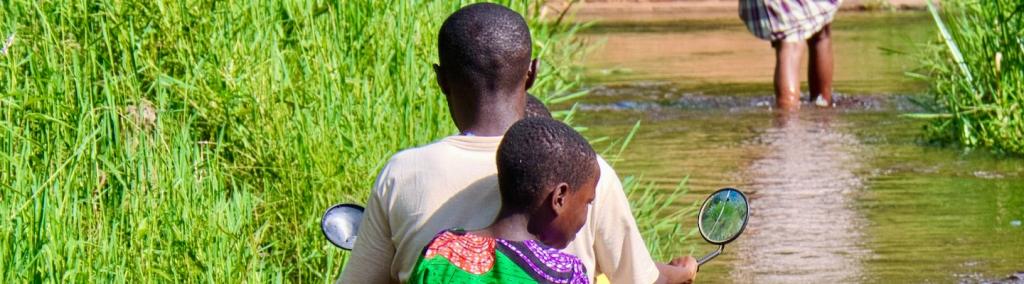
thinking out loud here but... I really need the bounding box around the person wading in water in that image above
[740,0,841,110]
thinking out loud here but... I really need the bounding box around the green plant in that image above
[917,0,1024,155]
[0,0,695,281]
[0,0,591,282]
[597,122,699,260]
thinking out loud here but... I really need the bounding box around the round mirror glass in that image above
[321,203,365,250]
[697,188,749,244]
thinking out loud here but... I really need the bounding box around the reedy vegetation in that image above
[922,0,1024,155]
[0,0,691,282]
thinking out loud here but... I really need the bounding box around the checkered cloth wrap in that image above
[739,0,841,42]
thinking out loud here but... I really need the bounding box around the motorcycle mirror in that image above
[696,188,749,266]
[321,203,365,250]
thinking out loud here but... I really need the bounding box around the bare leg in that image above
[774,41,805,111]
[808,24,834,107]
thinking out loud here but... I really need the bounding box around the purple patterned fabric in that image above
[497,239,589,284]
[740,0,841,42]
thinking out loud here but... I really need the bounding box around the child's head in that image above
[435,3,538,128]
[497,117,599,249]
[525,94,552,118]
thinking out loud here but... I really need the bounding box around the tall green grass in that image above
[0,0,693,282]
[0,0,591,282]
[597,122,699,260]
[921,0,1024,155]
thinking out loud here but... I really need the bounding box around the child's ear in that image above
[434,64,450,96]
[550,182,570,215]
[524,59,539,90]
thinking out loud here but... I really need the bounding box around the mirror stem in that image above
[697,245,724,267]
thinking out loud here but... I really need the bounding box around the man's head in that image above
[525,93,552,118]
[497,117,599,249]
[435,3,538,132]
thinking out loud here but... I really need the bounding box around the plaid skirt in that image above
[739,0,841,42]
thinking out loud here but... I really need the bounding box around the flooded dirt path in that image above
[573,11,1024,283]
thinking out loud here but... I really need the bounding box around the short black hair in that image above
[525,93,552,118]
[438,3,532,92]
[497,118,598,211]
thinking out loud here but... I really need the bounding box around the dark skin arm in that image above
[654,256,698,284]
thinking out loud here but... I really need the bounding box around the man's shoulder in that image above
[593,155,621,187]
[385,138,453,167]
[372,139,454,195]
[595,155,616,174]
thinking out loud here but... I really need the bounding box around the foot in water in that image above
[814,95,833,108]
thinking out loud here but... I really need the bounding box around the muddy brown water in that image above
[574,11,1024,283]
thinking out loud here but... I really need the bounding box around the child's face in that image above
[547,166,599,249]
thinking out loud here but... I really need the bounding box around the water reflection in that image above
[574,10,1024,281]
[732,111,870,283]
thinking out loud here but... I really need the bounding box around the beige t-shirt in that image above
[338,135,660,284]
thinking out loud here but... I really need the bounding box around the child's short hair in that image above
[525,94,552,118]
[497,118,597,211]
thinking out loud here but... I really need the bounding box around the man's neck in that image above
[458,105,523,137]
[451,88,525,136]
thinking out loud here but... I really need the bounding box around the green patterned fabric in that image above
[408,249,537,284]
[406,230,589,283]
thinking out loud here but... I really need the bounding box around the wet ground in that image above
[573,11,1024,283]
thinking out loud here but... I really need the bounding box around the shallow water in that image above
[575,11,1024,283]
[582,11,934,95]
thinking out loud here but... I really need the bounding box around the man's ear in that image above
[434,64,449,96]
[550,182,570,215]
[525,59,539,90]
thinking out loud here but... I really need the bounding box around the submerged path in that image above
[733,112,869,283]
[576,11,1024,282]
[576,92,1024,282]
